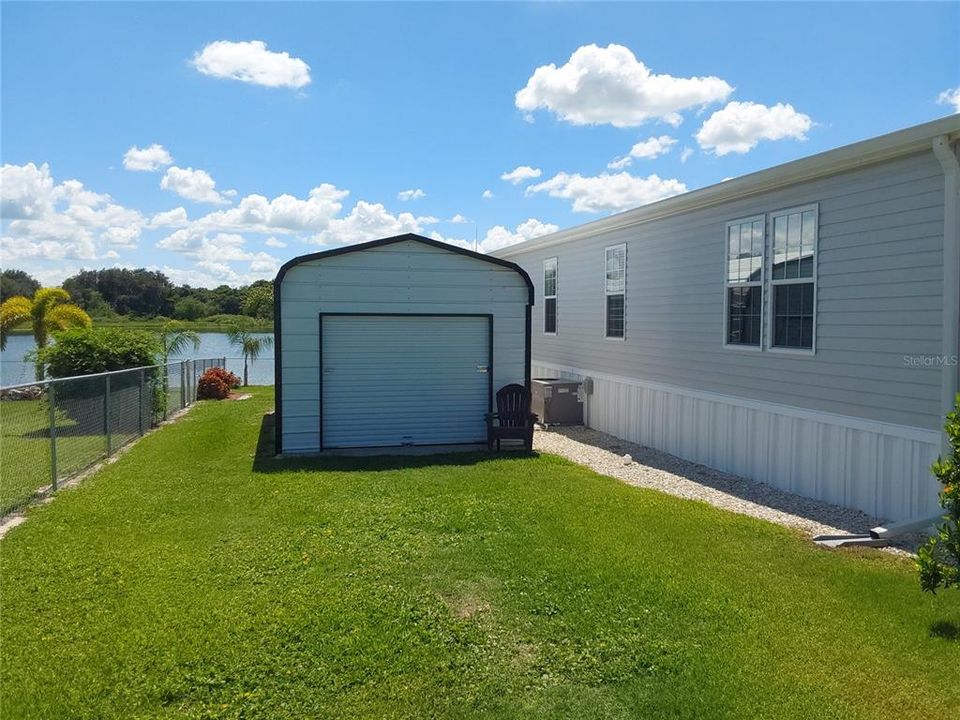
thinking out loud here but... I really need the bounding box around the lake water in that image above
[0,332,275,387]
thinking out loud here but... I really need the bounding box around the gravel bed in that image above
[534,425,925,555]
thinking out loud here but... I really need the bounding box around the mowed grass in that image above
[0,398,114,515]
[1,388,957,719]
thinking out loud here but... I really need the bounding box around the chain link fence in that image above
[0,358,225,517]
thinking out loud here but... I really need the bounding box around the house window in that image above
[544,257,557,334]
[770,206,817,350]
[605,244,626,339]
[724,217,765,347]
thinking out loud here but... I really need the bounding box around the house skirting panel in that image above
[533,361,942,521]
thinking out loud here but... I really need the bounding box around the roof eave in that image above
[495,114,960,258]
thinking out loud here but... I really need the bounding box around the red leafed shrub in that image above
[197,369,231,400]
[204,366,241,389]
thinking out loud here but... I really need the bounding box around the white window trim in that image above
[766,203,818,354]
[604,243,627,341]
[722,215,765,352]
[543,256,558,335]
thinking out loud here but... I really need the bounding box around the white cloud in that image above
[248,251,280,274]
[264,236,287,248]
[191,184,349,234]
[433,218,559,254]
[157,229,251,261]
[937,87,960,113]
[500,166,542,184]
[155,230,281,285]
[1,162,56,219]
[516,44,732,128]
[397,188,426,201]
[450,214,469,224]
[1,162,144,262]
[482,189,494,199]
[161,258,277,288]
[192,40,311,89]
[477,218,559,253]
[161,166,229,204]
[608,135,677,169]
[149,207,189,228]
[312,201,436,246]
[695,101,812,155]
[680,147,694,163]
[527,171,686,213]
[123,144,173,172]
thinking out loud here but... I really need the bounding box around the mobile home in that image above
[495,116,960,521]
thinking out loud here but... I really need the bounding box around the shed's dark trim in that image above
[273,278,283,453]
[524,304,532,391]
[274,233,534,455]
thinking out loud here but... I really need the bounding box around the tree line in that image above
[0,268,273,322]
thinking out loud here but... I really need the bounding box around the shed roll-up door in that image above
[321,315,491,448]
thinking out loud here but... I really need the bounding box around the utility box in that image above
[531,378,583,426]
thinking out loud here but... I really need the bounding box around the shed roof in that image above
[275,233,534,305]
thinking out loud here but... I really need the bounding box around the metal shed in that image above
[273,234,533,454]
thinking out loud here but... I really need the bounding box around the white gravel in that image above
[534,425,924,555]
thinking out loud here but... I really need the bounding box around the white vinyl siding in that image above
[504,149,945,432]
[544,257,557,334]
[769,205,818,351]
[605,244,626,339]
[724,216,765,348]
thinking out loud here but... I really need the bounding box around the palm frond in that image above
[30,287,71,321]
[242,335,274,361]
[0,296,33,351]
[226,325,250,347]
[46,304,93,333]
[159,322,201,357]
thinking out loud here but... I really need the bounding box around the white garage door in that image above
[321,315,491,448]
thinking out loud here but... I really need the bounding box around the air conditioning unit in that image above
[531,378,583,427]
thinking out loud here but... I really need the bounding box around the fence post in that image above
[138,368,145,435]
[180,361,186,410]
[48,382,58,491]
[105,373,112,456]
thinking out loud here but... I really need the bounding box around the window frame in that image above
[604,243,627,341]
[543,256,558,335]
[722,215,766,352]
[767,203,818,355]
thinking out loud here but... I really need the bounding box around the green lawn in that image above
[1,387,957,719]
[0,398,115,515]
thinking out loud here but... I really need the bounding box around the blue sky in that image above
[2,1,958,287]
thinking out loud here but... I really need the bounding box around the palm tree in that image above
[227,325,273,387]
[156,321,201,364]
[0,288,92,379]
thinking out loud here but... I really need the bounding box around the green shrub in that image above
[40,327,160,377]
[918,393,960,593]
